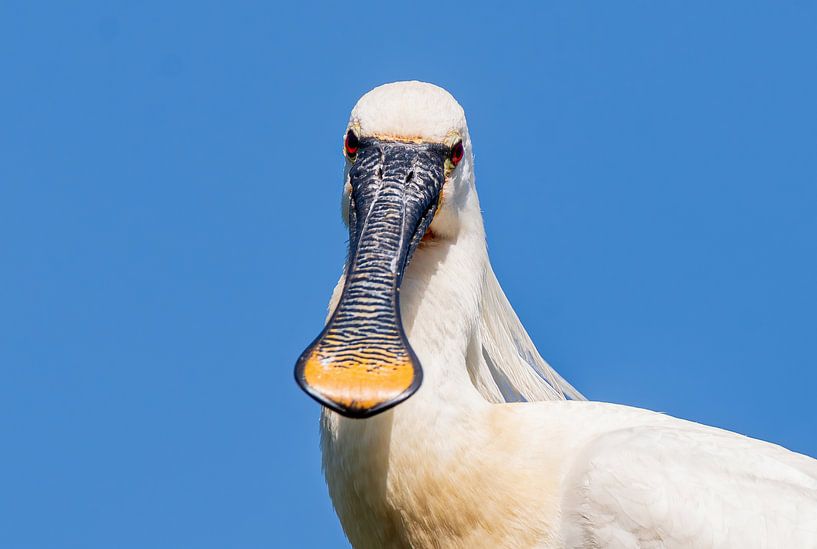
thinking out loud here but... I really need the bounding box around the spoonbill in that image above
[295,81,817,548]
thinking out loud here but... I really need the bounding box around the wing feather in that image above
[562,420,817,547]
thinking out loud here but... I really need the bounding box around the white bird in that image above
[295,81,817,548]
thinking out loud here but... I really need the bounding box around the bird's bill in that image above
[295,139,447,418]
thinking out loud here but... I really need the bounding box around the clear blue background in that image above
[2,1,815,547]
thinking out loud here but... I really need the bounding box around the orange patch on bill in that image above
[302,348,416,413]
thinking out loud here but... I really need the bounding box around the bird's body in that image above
[324,399,817,548]
[299,81,817,548]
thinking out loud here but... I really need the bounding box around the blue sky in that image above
[2,1,816,547]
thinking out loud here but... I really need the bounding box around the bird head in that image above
[295,81,474,418]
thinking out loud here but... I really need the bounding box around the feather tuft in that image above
[470,264,585,403]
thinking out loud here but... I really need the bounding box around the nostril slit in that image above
[405,171,414,182]
[377,167,383,178]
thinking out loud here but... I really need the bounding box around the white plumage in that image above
[317,81,817,548]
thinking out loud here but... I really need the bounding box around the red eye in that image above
[450,141,464,166]
[344,130,359,159]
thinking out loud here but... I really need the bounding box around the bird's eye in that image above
[344,130,359,160]
[450,141,464,167]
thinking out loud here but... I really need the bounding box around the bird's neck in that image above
[395,221,489,418]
